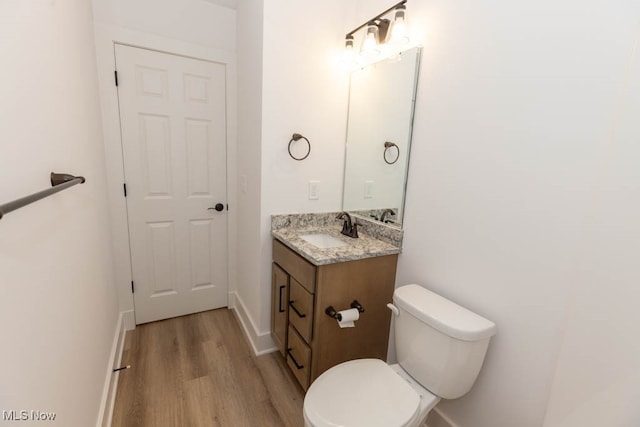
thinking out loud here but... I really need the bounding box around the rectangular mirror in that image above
[342,47,421,228]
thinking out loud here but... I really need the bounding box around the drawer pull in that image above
[289,300,307,318]
[287,348,305,370]
[278,285,286,313]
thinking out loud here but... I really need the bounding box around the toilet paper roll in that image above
[337,308,360,328]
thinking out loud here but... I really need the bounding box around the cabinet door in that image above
[311,254,398,382]
[271,263,289,356]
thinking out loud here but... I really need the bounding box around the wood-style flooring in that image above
[111,309,304,427]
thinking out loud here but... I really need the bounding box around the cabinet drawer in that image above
[273,239,316,293]
[288,278,314,342]
[287,326,311,390]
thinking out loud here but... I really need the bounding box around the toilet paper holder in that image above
[325,300,365,321]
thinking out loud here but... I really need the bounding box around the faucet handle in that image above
[350,222,359,238]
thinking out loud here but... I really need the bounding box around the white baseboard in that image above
[96,310,129,427]
[228,291,277,356]
[426,407,458,427]
[122,309,135,331]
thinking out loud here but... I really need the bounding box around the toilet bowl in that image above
[303,284,496,427]
[303,359,440,427]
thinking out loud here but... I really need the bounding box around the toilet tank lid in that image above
[394,284,497,341]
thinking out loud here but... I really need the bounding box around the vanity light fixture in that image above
[344,0,409,64]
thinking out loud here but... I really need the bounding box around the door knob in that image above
[208,203,225,212]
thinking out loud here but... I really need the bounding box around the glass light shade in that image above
[341,35,357,69]
[390,6,410,45]
[345,35,354,50]
[361,24,380,57]
[343,44,355,65]
[344,44,354,59]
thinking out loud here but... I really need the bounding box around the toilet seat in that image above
[303,359,421,427]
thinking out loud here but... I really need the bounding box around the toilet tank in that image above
[393,284,497,400]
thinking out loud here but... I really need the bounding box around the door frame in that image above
[94,25,237,330]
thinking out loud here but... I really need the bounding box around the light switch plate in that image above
[364,181,374,199]
[240,174,248,194]
[309,181,319,200]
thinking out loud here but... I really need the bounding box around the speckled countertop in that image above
[271,212,402,266]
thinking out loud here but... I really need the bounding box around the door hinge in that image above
[114,70,119,87]
[123,183,127,197]
[131,281,135,293]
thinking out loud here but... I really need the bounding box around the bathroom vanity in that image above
[271,213,402,391]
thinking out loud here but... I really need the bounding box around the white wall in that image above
[235,0,266,344]
[542,23,640,427]
[91,0,237,317]
[387,1,640,426]
[92,0,235,49]
[0,2,119,426]
[246,0,350,339]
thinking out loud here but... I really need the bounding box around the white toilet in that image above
[303,284,497,427]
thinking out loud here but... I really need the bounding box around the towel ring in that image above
[288,133,311,161]
[383,141,400,165]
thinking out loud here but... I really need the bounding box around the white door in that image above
[115,44,228,324]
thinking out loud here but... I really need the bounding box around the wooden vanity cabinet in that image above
[271,239,398,391]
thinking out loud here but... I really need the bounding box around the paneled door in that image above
[115,44,228,324]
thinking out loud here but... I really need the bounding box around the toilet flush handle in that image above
[386,303,399,316]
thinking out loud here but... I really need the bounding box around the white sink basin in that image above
[299,233,348,249]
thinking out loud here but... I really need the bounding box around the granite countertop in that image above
[271,215,402,266]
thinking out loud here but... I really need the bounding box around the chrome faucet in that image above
[380,209,396,223]
[336,212,358,238]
